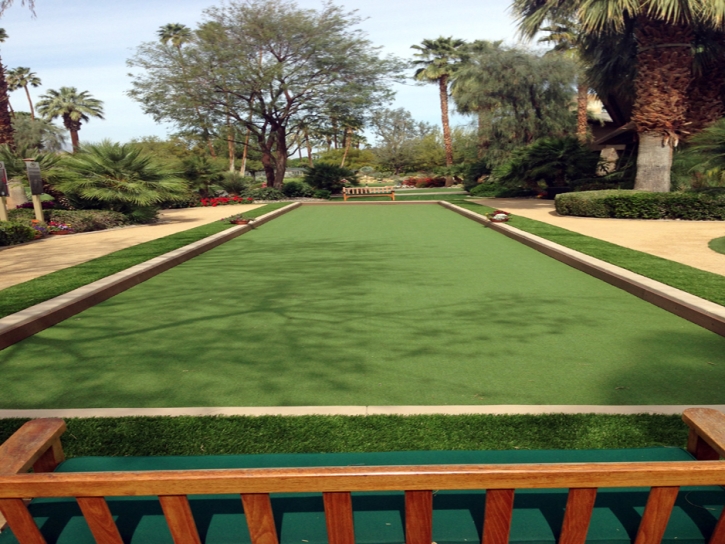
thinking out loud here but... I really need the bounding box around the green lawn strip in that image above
[711,236,725,256]
[456,201,725,307]
[4,205,724,408]
[0,203,290,319]
[330,194,471,202]
[0,414,686,457]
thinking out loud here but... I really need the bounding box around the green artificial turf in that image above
[456,201,725,307]
[0,414,687,457]
[0,203,291,319]
[330,194,471,201]
[710,236,725,256]
[2,204,725,408]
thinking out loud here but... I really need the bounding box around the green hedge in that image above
[555,190,725,220]
[0,221,36,246]
[8,209,129,232]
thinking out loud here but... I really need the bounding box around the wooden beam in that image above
[0,419,66,475]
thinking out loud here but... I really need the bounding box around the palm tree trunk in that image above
[632,18,693,192]
[439,75,453,168]
[24,85,35,120]
[227,114,235,172]
[576,82,588,141]
[240,128,250,176]
[0,60,15,148]
[340,127,351,167]
[70,129,80,152]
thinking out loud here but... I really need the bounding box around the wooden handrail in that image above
[683,408,725,459]
[1,461,725,498]
[0,419,66,475]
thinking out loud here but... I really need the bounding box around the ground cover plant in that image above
[0,203,290,318]
[710,236,725,256]
[0,414,688,457]
[2,205,724,408]
[456,201,725,307]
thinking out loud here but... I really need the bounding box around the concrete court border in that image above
[0,404,723,418]
[0,202,301,350]
[440,201,725,338]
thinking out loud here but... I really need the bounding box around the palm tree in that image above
[158,23,217,158]
[411,37,466,170]
[35,87,104,151]
[538,18,590,141]
[0,28,14,148]
[7,67,41,120]
[513,0,725,192]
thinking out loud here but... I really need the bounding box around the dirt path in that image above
[476,198,725,276]
[0,205,262,291]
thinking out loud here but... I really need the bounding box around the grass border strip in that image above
[0,404,723,418]
[0,203,301,350]
[440,201,725,337]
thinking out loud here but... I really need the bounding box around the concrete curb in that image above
[0,202,301,350]
[0,404,720,418]
[440,201,725,337]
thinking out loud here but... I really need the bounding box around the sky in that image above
[0,0,524,144]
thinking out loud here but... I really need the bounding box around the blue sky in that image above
[0,0,523,144]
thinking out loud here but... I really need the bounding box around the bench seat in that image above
[1,447,723,544]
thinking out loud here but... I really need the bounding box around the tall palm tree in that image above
[0,28,13,148]
[513,0,725,192]
[158,23,217,158]
[6,67,41,120]
[411,37,466,169]
[35,87,104,151]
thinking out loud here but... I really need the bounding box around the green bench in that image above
[0,408,724,544]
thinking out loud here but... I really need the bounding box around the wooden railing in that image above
[0,409,724,544]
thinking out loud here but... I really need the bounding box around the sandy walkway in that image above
[477,198,725,276]
[0,205,262,290]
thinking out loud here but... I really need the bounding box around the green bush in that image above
[247,187,286,200]
[463,159,492,191]
[494,136,602,189]
[469,182,538,198]
[555,190,725,220]
[50,210,129,231]
[218,172,253,196]
[313,189,332,199]
[303,163,358,193]
[0,221,36,246]
[282,181,315,198]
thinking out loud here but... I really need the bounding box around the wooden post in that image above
[0,196,7,221]
[31,194,44,224]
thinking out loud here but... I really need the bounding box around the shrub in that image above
[8,208,37,222]
[282,181,315,198]
[218,172,253,196]
[555,190,725,220]
[50,210,129,231]
[0,221,36,246]
[414,177,446,188]
[494,136,602,189]
[463,159,492,191]
[248,187,286,200]
[200,196,255,207]
[16,200,56,210]
[303,163,358,193]
[313,189,331,199]
[469,182,538,198]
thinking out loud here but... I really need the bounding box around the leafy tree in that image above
[54,141,188,221]
[7,67,41,120]
[35,87,104,151]
[451,46,577,166]
[12,112,66,152]
[672,118,725,190]
[369,108,436,174]
[411,37,466,170]
[315,148,376,171]
[494,136,602,189]
[512,0,725,192]
[0,0,34,15]
[129,0,402,188]
[0,28,14,148]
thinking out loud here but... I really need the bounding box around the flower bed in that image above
[200,196,255,207]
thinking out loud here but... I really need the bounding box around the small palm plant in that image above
[56,140,189,221]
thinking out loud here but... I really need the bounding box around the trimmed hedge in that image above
[8,209,128,232]
[0,221,36,246]
[555,190,725,220]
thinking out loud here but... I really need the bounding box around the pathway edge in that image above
[440,201,725,337]
[0,202,301,350]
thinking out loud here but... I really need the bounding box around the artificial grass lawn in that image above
[0,414,687,457]
[2,204,724,408]
[0,203,291,319]
[456,201,725,307]
[711,236,725,256]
